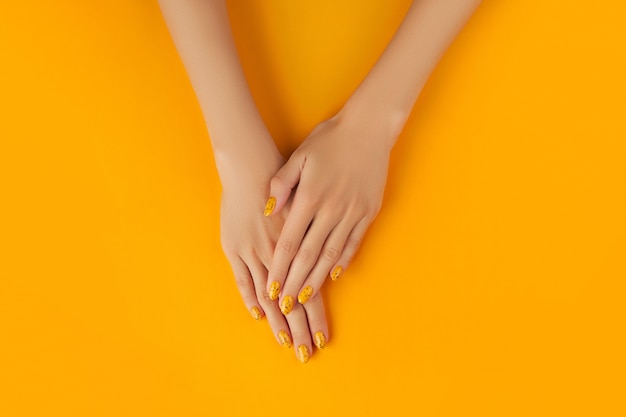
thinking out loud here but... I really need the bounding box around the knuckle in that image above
[308,317,326,331]
[270,174,285,190]
[233,273,252,290]
[322,246,340,262]
[297,247,316,263]
[235,280,256,305]
[256,289,273,306]
[278,239,296,255]
[346,235,363,251]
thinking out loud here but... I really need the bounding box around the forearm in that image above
[158,0,277,174]
[341,0,482,148]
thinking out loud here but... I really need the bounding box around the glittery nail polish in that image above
[269,281,280,301]
[278,330,292,349]
[297,345,310,364]
[314,331,326,349]
[263,196,276,216]
[280,295,294,315]
[297,286,313,304]
[250,306,262,321]
[330,265,343,281]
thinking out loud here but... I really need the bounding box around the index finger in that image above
[266,196,314,308]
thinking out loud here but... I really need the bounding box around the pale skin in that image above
[158,0,481,362]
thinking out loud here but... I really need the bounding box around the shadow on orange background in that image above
[1,1,624,416]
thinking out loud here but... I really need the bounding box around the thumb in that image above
[264,152,303,216]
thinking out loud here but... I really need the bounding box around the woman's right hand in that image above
[218,145,329,363]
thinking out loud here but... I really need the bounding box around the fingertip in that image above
[280,295,295,315]
[314,331,327,350]
[268,281,281,300]
[250,306,263,321]
[297,285,314,304]
[330,265,344,281]
[263,196,276,217]
[277,330,292,349]
[297,344,310,364]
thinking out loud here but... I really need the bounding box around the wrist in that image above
[213,137,284,190]
[333,100,404,154]
[338,92,408,152]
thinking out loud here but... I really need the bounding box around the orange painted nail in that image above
[314,331,326,349]
[280,296,294,315]
[250,306,262,321]
[269,281,280,301]
[297,286,313,304]
[263,196,276,216]
[330,266,343,281]
[297,345,310,364]
[278,330,292,349]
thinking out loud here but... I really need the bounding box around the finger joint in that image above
[322,246,340,262]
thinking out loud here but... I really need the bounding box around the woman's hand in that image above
[264,111,395,315]
[219,145,328,363]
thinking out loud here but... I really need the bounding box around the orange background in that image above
[1,1,625,416]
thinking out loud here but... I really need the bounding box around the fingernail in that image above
[263,196,276,216]
[250,306,262,321]
[280,295,294,315]
[297,286,313,304]
[278,330,292,349]
[297,345,310,364]
[269,281,281,300]
[331,265,343,281]
[314,331,326,349]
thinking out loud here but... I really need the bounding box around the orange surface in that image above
[1,1,625,416]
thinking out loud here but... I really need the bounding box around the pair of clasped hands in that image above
[159,0,481,365]
[219,110,394,364]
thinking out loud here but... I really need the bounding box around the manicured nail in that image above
[278,330,292,349]
[280,295,294,315]
[331,265,343,281]
[314,331,326,349]
[297,286,313,304]
[263,196,276,216]
[250,306,262,321]
[269,281,280,301]
[297,345,310,364]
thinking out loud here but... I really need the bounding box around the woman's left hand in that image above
[264,111,396,314]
